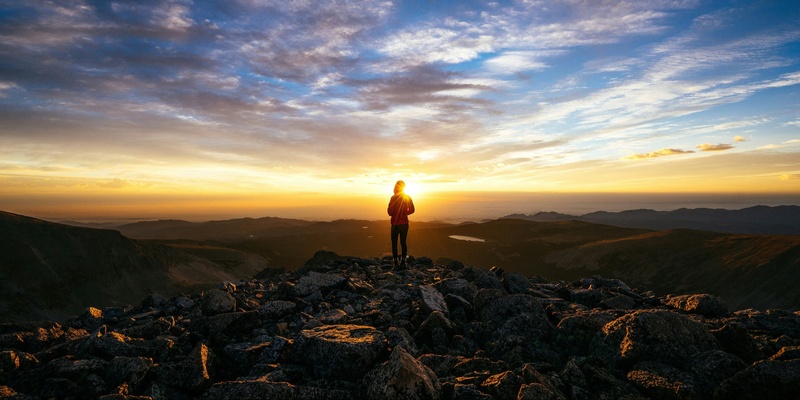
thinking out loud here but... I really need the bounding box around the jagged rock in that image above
[121,317,173,339]
[770,345,800,360]
[626,361,699,400]
[556,310,625,356]
[155,342,214,392]
[385,326,419,355]
[206,310,260,337]
[714,359,800,400]
[202,379,354,400]
[293,324,386,380]
[435,278,479,303]
[687,350,747,398]
[105,356,153,392]
[294,271,346,297]
[415,310,455,350]
[663,293,728,316]
[600,294,637,310]
[201,289,236,316]
[477,294,553,356]
[419,285,449,315]
[711,321,764,363]
[598,310,720,368]
[480,370,522,400]
[501,272,532,294]
[364,345,441,399]
[77,326,148,359]
[452,383,494,399]
[516,383,563,400]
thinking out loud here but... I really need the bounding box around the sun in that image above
[401,181,425,198]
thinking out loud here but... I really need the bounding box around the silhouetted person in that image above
[387,180,415,270]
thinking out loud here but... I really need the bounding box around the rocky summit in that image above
[1,251,800,400]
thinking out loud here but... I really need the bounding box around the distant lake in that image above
[449,235,485,242]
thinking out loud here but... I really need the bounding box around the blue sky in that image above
[0,0,799,220]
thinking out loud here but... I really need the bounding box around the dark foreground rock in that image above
[2,251,800,399]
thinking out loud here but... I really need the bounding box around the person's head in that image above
[393,180,405,194]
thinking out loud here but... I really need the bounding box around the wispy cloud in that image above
[697,143,734,151]
[623,148,695,160]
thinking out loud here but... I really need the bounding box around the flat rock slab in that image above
[294,324,386,380]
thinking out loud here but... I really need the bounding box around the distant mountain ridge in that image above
[504,205,800,234]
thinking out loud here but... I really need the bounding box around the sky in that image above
[1,0,799,222]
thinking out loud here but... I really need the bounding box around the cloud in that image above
[780,174,800,180]
[697,143,733,151]
[733,135,746,142]
[97,178,132,189]
[623,148,694,160]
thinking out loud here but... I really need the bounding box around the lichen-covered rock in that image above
[419,285,449,315]
[104,356,153,392]
[516,383,563,400]
[626,361,699,400]
[714,359,800,400]
[155,342,214,392]
[202,380,354,400]
[76,326,148,359]
[293,271,346,297]
[663,294,728,317]
[598,310,719,367]
[364,345,441,400]
[435,278,479,303]
[201,289,236,316]
[414,310,455,350]
[294,324,385,380]
[480,370,522,400]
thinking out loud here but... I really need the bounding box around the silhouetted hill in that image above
[506,205,800,234]
[0,212,268,322]
[116,217,316,241]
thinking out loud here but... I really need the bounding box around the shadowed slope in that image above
[0,212,268,321]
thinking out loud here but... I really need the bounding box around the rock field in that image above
[2,251,799,399]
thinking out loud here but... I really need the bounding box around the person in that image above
[387,180,415,270]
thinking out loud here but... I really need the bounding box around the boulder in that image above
[598,310,719,368]
[714,359,800,400]
[517,383,563,400]
[435,278,478,303]
[260,300,296,319]
[201,289,236,316]
[294,324,386,380]
[480,370,522,400]
[155,342,214,392]
[104,356,153,392]
[202,380,354,400]
[293,271,346,297]
[414,310,455,350]
[663,294,728,317]
[419,285,449,315]
[364,345,441,399]
[626,361,699,400]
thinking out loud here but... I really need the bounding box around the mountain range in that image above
[504,205,800,235]
[2,205,799,322]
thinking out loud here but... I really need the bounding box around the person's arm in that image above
[407,196,415,215]
[388,196,397,216]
